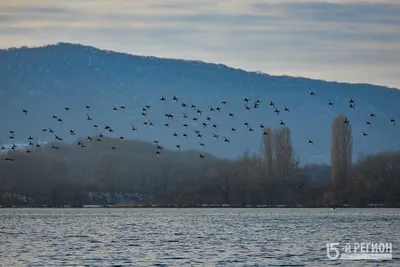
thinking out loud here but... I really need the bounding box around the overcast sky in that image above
[1,0,399,88]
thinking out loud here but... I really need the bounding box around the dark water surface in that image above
[0,208,399,266]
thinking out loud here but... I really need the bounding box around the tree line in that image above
[1,113,399,207]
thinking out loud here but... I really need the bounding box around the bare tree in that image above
[257,128,274,199]
[273,126,297,191]
[330,113,353,196]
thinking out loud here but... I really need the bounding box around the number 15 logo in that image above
[326,243,340,260]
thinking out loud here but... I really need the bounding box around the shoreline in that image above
[1,204,399,208]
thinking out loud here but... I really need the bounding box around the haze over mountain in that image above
[1,43,399,163]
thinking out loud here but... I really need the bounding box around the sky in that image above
[1,0,400,88]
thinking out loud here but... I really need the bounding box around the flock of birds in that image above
[1,88,397,163]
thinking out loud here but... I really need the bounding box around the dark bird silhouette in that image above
[213,133,219,139]
[29,141,34,146]
[349,103,355,109]
[182,113,188,119]
[391,119,396,126]
[192,116,199,121]
[111,146,116,151]
[156,150,161,158]
[65,107,69,113]
[181,102,187,108]
[49,128,54,134]
[143,121,149,127]
[42,128,47,132]
[228,112,234,118]
[196,109,202,116]
[183,124,188,129]
[35,143,40,148]
[209,106,215,112]
[191,104,196,109]
[366,121,371,127]
[244,98,249,105]
[349,98,355,104]
[94,125,98,128]
[52,115,58,119]
[26,148,31,153]
[269,100,275,106]
[274,108,280,115]
[172,95,179,102]
[263,131,269,135]
[120,105,126,111]
[224,137,230,143]
[119,136,124,140]
[310,88,316,96]
[28,134,33,140]
[86,114,92,120]
[70,130,75,136]
[5,157,16,162]
[202,122,207,128]
[153,140,159,144]
[221,101,227,107]
[149,121,154,127]
[104,125,111,130]
[216,107,221,113]
[86,136,92,141]
[249,127,254,132]
[260,124,265,129]
[99,133,104,138]
[141,112,147,118]
[86,105,90,111]
[113,106,118,111]
[199,154,205,159]
[231,128,236,134]
[197,133,203,139]
[176,145,181,150]
[245,105,251,111]
[52,144,60,149]
[244,122,249,129]
[362,130,368,136]
[22,109,28,115]
[160,95,166,101]
[173,132,179,137]
[328,102,334,108]
[344,117,350,124]
[212,124,217,129]
[183,133,188,138]
[57,118,63,124]
[200,142,205,147]
[206,115,211,122]
[1,145,5,150]
[284,105,290,112]
[370,112,376,117]
[308,139,314,145]
[280,120,285,126]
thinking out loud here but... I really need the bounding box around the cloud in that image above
[0,0,400,88]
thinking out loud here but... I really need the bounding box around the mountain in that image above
[0,42,399,163]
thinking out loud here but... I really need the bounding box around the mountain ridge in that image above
[1,42,399,164]
[2,42,398,90]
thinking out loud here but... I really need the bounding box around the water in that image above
[0,208,399,266]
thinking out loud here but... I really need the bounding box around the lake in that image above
[0,208,399,266]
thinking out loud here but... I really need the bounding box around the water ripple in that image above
[0,208,399,266]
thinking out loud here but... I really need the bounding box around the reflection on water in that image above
[0,208,399,266]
